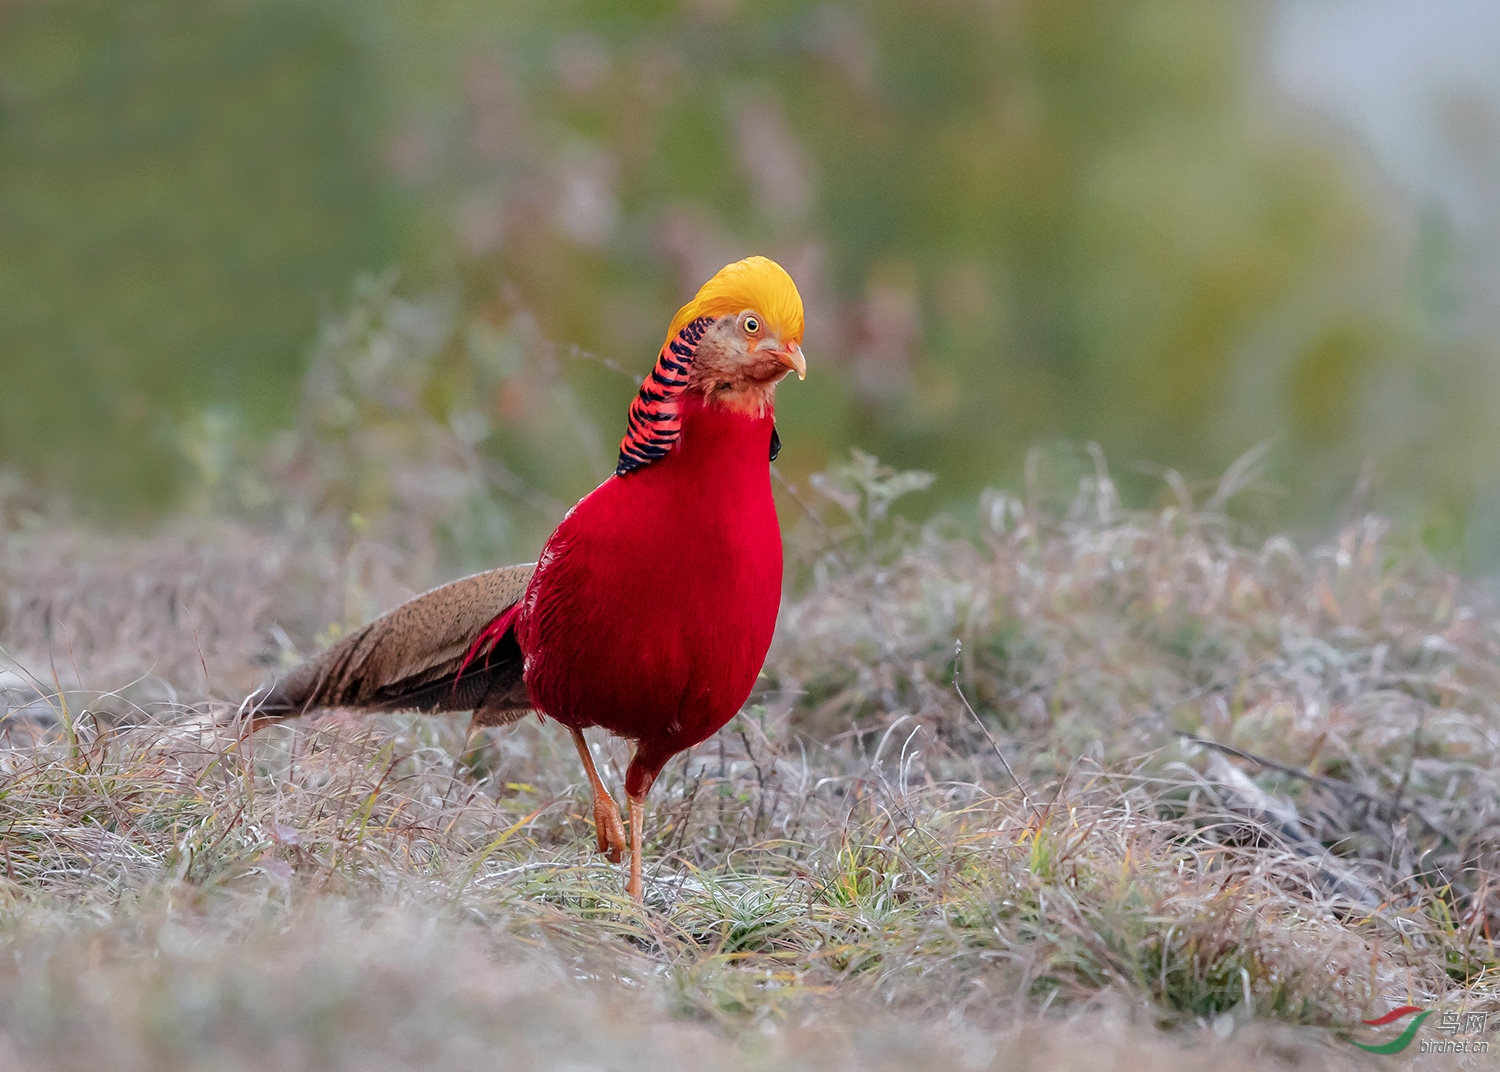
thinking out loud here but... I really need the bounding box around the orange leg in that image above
[623,744,661,903]
[570,728,627,863]
[626,792,646,902]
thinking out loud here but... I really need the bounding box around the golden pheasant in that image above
[248,256,806,900]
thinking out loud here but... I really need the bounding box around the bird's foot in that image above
[594,794,627,863]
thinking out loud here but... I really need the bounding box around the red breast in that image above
[514,391,782,759]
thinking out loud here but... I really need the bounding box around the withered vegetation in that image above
[3,447,1497,1071]
[1,302,1496,1068]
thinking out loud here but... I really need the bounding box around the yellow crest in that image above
[665,256,805,348]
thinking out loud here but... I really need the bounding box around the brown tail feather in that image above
[248,563,535,728]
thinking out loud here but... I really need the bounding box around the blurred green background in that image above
[3,0,1499,566]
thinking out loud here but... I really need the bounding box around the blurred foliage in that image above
[3,0,1498,564]
[0,0,394,510]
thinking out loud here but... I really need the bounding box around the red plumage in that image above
[516,391,783,799]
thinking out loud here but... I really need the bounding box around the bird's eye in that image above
[742,314,760,335]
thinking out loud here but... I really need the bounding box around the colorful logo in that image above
[1348,1006,1430,1055]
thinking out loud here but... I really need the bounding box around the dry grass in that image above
[2,446,1498,1069]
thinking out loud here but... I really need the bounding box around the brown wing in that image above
[250,563,535,727]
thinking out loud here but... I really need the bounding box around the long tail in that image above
[242,563,536,732]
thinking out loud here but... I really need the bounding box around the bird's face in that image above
[617,256,805,475]
[690,309,806,416]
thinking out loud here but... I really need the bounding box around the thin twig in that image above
[1392,708,1426,810]
[1175,732,1458,843]
[562,342,643,386]
[770,466,853,571]
[954,641,1041,821]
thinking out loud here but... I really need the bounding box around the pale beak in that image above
[777,343,807,381]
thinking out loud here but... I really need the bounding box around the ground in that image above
[1,451,1496,1070]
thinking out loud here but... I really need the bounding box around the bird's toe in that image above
[594,800,627,863]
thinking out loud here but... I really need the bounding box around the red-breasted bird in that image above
[245,256,806,900]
